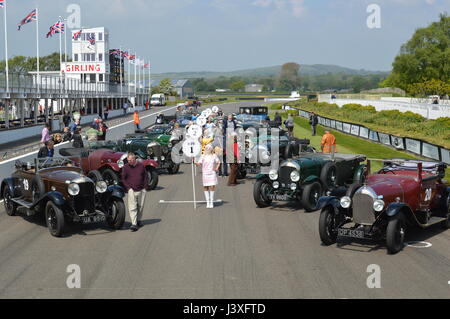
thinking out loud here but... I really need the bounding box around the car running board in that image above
[11,198,34,209]
[419,216,446,228]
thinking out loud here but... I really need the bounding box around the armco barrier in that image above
[296,109,450,165]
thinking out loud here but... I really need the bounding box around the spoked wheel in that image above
[3,187,17,216]
[440,197,450,230]
[147,168,159,191]
[386,212,406,255]
[301,182,323,212]
[102,169,120,186]
[320,163,338,191]
[253,179,273,208]
[45,201,65,238]
[319,207,339,245]
[106,198,126,230]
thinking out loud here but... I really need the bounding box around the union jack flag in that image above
[144,64,150,69]
[18,9,37,30]
[127,55,136,61]
[121,51,129,58]
[87,34,96,45]
[73,29,82,40]
[0,0,5,9]
[46,21,65,38]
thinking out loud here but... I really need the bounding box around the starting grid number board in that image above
[182,139,202,158]
[187,125,203,139]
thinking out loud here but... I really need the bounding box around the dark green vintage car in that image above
[116,136,181,174]
[253,153,367,212]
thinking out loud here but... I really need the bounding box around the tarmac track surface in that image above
[0,102,449,299]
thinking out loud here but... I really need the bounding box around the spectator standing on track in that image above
[69,119,81,134]
[221,114,237,177]
[72,128,84,148]
[284,114,295,137]
[196,144,221,209]
[121,152,149,232]
[123,102,128,115]
[321,131,337,154]
[63,111,71,128]
[104,105,110,120]
[41,123,51,145]
[98,119,109,141]
[310,112,319,136]
[274,112,282,127]
[38,140,55,158]
[62,127,72,142]
[133,111,141,130]
[228,133,240,187]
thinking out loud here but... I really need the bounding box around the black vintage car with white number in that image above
[0,158,126,237]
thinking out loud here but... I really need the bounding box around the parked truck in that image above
[151,94,167,107]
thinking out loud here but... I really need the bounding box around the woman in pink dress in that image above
[196,144,221,208]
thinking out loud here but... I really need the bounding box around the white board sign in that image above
[212,106,219,113]
[196,117,207,127]
[405,138,421,154]
[182,139,202,158]
[187,125,203,139]
[422,142,440,160]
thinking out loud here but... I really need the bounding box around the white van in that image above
[151,94,166,106]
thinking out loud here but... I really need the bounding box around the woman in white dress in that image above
[196,144,221,208]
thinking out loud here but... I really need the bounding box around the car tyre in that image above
[88,170,103,183]
[440,197,450,230]
[102,168,120,186]
[45,201,65,238]
[320,162,338,191]
[3,187,17,216]
[237,165,247,179]
[386,212,406,255]
[107,198,126,230]
[253,179,273,208]
[319,207,338,245]
[167,163,180,175]
[301,182,323,212]
[147,168,159,190]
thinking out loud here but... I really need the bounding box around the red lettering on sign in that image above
[75,65,80,72]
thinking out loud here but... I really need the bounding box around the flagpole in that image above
[128,49,131,102]
[119,46,123,98]
[58,17,62,73]
[64,19,67,62]
[36,7,40,95]
[134,52,137,103]
[4,0,9,93]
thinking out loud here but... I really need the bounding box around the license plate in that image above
[82,215,106,224]
[268,194,289,201]
[338,228,365,239]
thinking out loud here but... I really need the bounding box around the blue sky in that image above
[1,0,449,73]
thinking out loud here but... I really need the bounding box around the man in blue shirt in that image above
[38,141,55,158]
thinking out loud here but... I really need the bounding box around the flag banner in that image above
[87,34,96,45]
[46,21,64,38]
[144,64,150,69]
[0,0,5,9]
[73,29,82,40]
[18,9,37,30]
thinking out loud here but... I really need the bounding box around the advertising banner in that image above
[350,125,360,136]
[390,136,405,150]
[405,138,421,154]
[422,142,440,160]
[359,127,369,139]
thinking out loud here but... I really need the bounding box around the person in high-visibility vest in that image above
[134,111,141,130]
[321,131,337,154]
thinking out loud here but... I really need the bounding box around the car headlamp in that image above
[269,170,278,181]
[290,183,297,191]
[96,181,108,193]
[373,200,385,212]
[290,171,300,182]
[261,150,271,161]
[340,196,352,209]
[273,181,280,189]
[161,156,166,161]
[68,183,80,196]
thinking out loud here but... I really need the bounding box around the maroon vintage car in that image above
[59,148,159,190]
[317,159,449,254]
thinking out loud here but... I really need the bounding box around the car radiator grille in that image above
[279,167,296,185]
[73,183,96,214]
[352,193,376,225]
[149,144,162,160]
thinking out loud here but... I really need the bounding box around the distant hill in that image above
[149,64,389,80]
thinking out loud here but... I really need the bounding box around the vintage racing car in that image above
[317,159,450,254]
[0,157,127,237]
[59,148,160,190]
[253,153,367,212]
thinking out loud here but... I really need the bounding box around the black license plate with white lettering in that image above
[338,228,365,239]
[268,194,290,201]
[82,215,106,224]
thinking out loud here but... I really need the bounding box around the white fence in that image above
[319,96,450,120]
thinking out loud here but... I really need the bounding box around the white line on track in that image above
[159,200,223,204]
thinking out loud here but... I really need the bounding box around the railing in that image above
[0,72,150,96]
